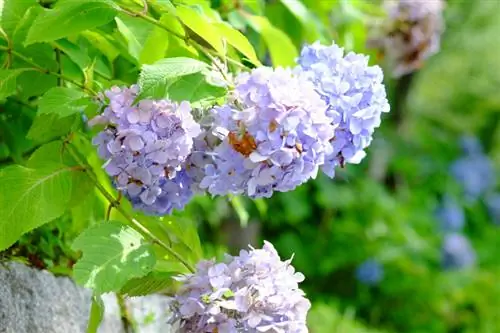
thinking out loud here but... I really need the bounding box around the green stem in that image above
[0,45,96,95]
[64,142,195,273]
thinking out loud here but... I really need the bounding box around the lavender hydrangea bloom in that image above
[442,233,476,270]
[435,197,465,232]
[89,85,201,215]
[296,42,390,178]
[368,0,445,78]
[170,241,311,333]
[200,67,335,198]
[355,259,384,286]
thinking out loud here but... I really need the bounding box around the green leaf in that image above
[72,221,157,293]
[87,295,104,333]
[0,164,74,251]
[167,72,226,103]
[230,195,249,227]
[55,39,92,69]
[246,15,298,66]
[0,69,28,100]
[213,22,261,66]
[120,271,174,297]
[38,87,90,118]
[159,216,203,263]
[279,0,321,41]
[115,15,153,62]
[27,113,81,143]
[0,0,37,36]
[136,213,203,266]
[176,5,224,54]
[25,0,118,45]
[138,57,208,99]
[148,0,176,13]
[139,14,171,65]
[27,141,93,207]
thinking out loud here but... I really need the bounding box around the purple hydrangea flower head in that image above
[435,196,465,232]
[355,259,384,286]
[89,85,201,215]
[170,241,311,333]
[486,192,500,225]
[200,67,335,198]
[450,154,495,202]
[442,233,476,270]
[296,42,390,178]
[368,0,445,78]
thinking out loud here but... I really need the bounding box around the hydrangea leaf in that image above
[0,164,74,251]
[87,295,104,333]
[120,271,174,297]
[167,72,226,104]
[176,5,224,54]
[213,22,261,66]
[72,221,156,294]
[38,87,92,118]
[137,57,208,100]
[139,14,171,65]
[0,0,37,36]
[27,141,94,207]
[245,15,297,66]
[25,0,118,46]
[0,69,28,100]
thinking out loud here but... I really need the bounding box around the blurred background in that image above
[3,0,500,332]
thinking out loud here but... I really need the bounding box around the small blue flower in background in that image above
[459,135,483,156]
[442,233,476,270]
[486,193,500,224]
[435,196,465,232]
[450,136,495,201]
[356,259,384,286]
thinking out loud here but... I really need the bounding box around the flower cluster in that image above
[296,42,390,177]
[441,233,476,270]
[368,0,445,78]
[355,259,384,286]
[89,41,389,211]
[199,67,335,198]
[169,241,310,333]
[89,86,201,215]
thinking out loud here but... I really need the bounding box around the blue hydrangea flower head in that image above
[442,233,476,270]
[356,259,384,286]
[169,241,311,333]
[296,41,390,178]
[368,0,445,77]
[435,196,465,232]
[200,67,335,198]
[459,135,483,156]
[450,153,495,201]
[89,86,201,215]
[486,193,500,225]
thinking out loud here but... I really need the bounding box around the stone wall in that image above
[0,263,172,333]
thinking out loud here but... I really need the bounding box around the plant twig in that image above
[106,192,122,221]
[64,141,195,272]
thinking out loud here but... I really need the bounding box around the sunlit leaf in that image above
[73,221,156,293]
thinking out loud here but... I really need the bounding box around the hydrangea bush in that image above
[5,1,499,333]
